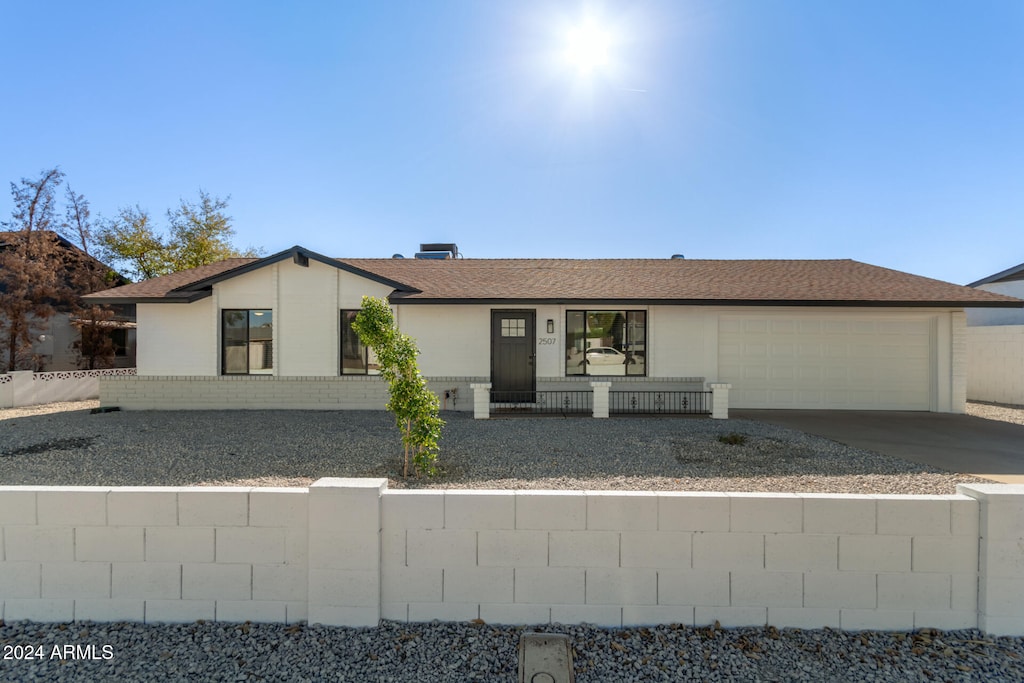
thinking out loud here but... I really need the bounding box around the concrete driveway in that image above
[732,410,1024,484]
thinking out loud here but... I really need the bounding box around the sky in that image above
[1,1,1022,286]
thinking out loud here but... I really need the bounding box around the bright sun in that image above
[564,21,611,72]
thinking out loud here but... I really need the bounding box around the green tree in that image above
[352,296,444,478]
[95,205,168,280]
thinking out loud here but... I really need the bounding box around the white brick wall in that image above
[2,481,1023,636]
[967,325,1024,405]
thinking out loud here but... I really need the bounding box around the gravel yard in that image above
[0,400,1005,493]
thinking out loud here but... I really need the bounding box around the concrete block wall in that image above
[967,325,1024,405]
[1,369,136,409]
[2,480,1022,636]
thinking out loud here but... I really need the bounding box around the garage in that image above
[718,315,933,410]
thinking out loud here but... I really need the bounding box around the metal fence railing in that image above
[490,390,592,416]
[609,391,711,415]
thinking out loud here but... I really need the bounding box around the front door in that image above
[491,310,536,398]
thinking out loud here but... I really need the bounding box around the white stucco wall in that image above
[137,300,216,376]
[966,282,1024,326]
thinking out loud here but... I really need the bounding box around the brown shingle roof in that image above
[83,254,1024,307]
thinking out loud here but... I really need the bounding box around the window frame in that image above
[340,309,378,375]
[221,309,274,376]
[565,309,647,377]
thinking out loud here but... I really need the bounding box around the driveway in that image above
[732,409,1024,484]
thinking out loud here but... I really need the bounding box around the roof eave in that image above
[387,296,1024,307]
[82,291,212,305]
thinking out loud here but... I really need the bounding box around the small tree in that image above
[352,296,444,477]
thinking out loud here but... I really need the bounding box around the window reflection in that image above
[341,310,379,375]
[222,310,273,375]
[565,310,646,376]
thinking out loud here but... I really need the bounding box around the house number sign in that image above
[538,337,557,345]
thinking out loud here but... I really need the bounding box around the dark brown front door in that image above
[491,310,535,396]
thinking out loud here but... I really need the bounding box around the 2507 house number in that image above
[538,337,557,345]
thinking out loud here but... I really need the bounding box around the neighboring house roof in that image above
[83,245,1024,308]
[0,230,129,295]
[967,261,1024,287]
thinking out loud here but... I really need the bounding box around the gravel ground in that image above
[1,620,1022,682]
[0,400,993,494]
[967,400,1024,426]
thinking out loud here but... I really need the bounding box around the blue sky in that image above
[1,1,1021,285]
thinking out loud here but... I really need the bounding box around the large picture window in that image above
[222,309,273,375]
[340,310,380,375]
[566,310,646,376]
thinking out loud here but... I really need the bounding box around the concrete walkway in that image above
[732,410,1024,484]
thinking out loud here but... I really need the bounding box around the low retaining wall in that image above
[968,325,1024,405]
[0,369,136,409]
[1,480,1022,635]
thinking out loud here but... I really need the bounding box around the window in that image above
[340,310,380,375]
[566,310,646,376]
[222,310,273,375]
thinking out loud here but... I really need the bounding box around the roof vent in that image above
[392,253,405,259]
[671,254,685,259]
[416,243,460,259]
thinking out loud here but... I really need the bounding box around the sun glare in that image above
[564,21,611,72]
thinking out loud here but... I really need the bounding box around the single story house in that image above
[83,244,1023,413]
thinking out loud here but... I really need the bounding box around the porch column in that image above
[591,381,611,418]
[709,383,732,419]
[470,383,491,419]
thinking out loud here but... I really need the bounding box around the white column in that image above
[307,477,387,627]
[591,381,611,418]
[709,383,731,419]
[470,383,491,419]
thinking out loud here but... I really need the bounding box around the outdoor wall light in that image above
[547,319,554,334]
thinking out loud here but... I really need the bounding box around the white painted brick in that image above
[444,491,515,530]
[479,604,551,625]
[658,570,729,606]
[765,534,837,572]
[380,530,405,567]
[839,535,910,571]
[0,562,40,598]
[695,606,766,628]
[178,489,250,526]
[112,563,181,599]
[587,492,658,531]
[729,494,802,533]
[285,602,307,624]
[550,604,621,627]
[37,489,107,526]
[620,532,691,568]
[381,603,408,622]
[182,563,251,601]
[730,572,802,608]
[76,527,144,562]
[285,529,307,565]
[406,530,476,568]
[443,567,513,603]
[145,599,215,623]
[249,488,307,528]
[876,497,951,536]
[980,577,1024,617]
[979,615,1024,637]
[912,536,978,573]
[252,564,307,602]
[548,531,619,568]
[216,528,286,564]
[75,599,145,622]
[382,490,444,530]
[145,527,214,563]
[914,610,977,631]
[951,573,978,613]
[658,493,729,532]
[5,527,73,562]
[381,566,442,603]
[691,532,763,570]
[0,490,37,524]
[768,607,840,630]
[107,489,178,526]
[308,569,378,607]
[516,491,586,530]
[622,605,695,626]
[478,531,548,567]
[804,572,876,609]
[408,602,479,622]
[42,563,110,599]
[801,495,875,535]
[216,600,287,623]
[950,499,979,536]
[586,568,656,605]
[983,500,1024,540]
[514,568,585,605]
[877,574,951,611]
[4,599,74,622]
[840,609,914,632]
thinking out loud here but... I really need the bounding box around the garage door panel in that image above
[720,316,932,410]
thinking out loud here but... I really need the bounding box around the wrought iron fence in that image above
[490,390,592,416]
[609,390,711,415]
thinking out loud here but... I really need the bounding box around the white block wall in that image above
[967,325,1024,405]
[1,369,136,409]
[2,481,1023,636]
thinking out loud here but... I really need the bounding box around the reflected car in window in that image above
[584,346,632,366]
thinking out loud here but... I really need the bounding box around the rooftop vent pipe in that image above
[415,243,460,259]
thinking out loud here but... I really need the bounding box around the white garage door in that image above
[719,316,933,410]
